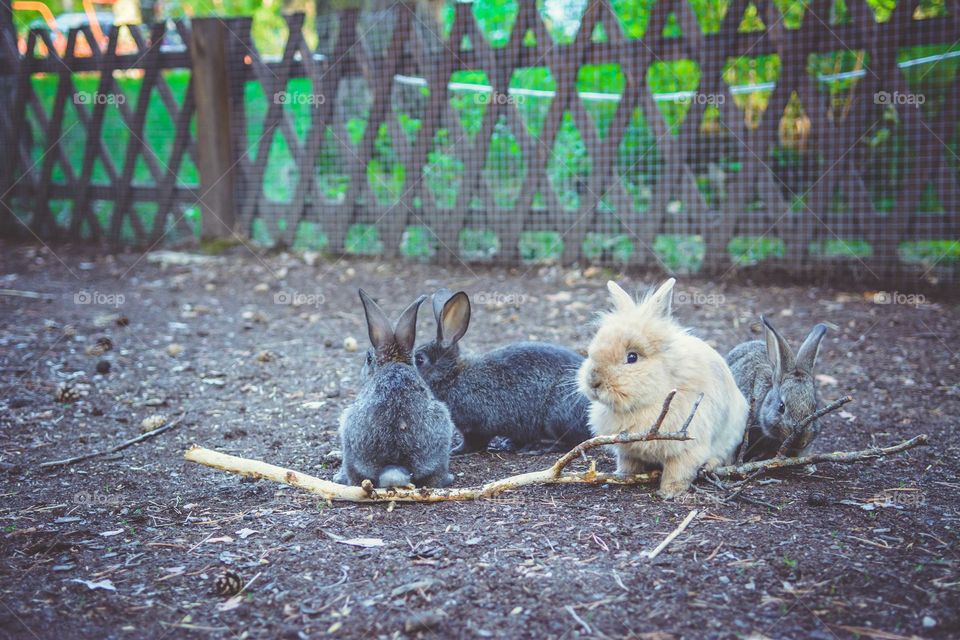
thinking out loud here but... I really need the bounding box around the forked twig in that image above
[777,395,854,457]
[185,391,697,503]
[183,393,927,503]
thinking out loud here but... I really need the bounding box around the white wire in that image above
[388,49,960,103]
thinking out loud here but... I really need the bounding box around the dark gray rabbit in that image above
[333,290,455,488]
[726,316,828,460]
[413,289,591,455]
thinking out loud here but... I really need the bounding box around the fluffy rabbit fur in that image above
[577,279,749,499]
[414,289,592,455]
[726,316,827,460]
[333,290,454,488]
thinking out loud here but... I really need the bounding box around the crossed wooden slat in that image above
[7,23,199,244]
[402,2,470,262]
[855,0,960,272]
[442,0,553,262]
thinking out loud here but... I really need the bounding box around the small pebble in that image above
[140,415,167,433]
[404,611,444,633]
[166,343,183,357]
[343,336,358,352]
[279,531,295,543]
[923,616,936,629]
[96,360,111,375]
[807,492,829,506]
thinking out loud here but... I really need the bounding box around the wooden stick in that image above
[777,395,854,457]
[714,434,927,479]
[185,393,696,503]
[40,414,186,469]
[184,429,927,504]
[644,509,698,559]
[0,288,51,300]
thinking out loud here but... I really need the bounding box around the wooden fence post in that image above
[190,17,236,240]
[0,0,18,233]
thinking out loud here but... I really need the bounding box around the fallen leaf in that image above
[99,529,125,537]
[337,537,385,548]
[71,578,116,592]
[236,528,257,540]
[815,374,838,387]
[207,536,234,544]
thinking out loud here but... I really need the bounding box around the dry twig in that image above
[777,395,854,456]
[41,413,186,469]
[644,509,699,559]
[185,392,694,502]
[183,393,928,503]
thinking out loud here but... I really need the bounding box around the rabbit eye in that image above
[778,401,786,414]
[414,353,426,367]
[625,352,639,364]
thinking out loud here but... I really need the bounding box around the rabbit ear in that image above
[761,315,794,379]
[431,288,454,341]
[648,278,676,318]
[358,289,394,350]
[795,323,827,373]
[439,291,470,348]
[606,281,635,312]
[394,295,427,354]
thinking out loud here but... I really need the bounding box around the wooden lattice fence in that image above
[0,0,958,283]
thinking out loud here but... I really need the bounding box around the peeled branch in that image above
[183,392,927,503]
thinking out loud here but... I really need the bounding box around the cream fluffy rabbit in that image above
[577,279,748,499]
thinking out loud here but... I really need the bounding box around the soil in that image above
[0,239,957,640]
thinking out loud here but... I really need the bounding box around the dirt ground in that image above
[0,238,957,640]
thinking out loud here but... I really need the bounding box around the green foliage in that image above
[519,231,563,261]
[16,0,958,267]
[808,239,873,258]
[899,240,960,266]
[654,234,705,272]
[728,236,786,265]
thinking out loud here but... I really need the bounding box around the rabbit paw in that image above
[657,459,696,499]
[701,456,724,472]
[332,468,348,485]
[655,481,691,500]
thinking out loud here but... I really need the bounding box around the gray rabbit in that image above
[333,290,455,488]
[726,316,828,460]
[413,289,592,455]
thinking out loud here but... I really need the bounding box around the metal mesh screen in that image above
[1,0,957,285]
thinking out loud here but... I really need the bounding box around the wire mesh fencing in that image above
[0,0,957,285]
